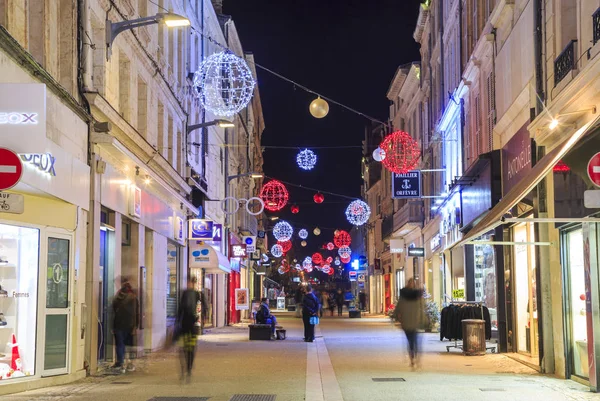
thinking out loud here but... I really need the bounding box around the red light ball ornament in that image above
[312,253,323,264]
[313,192,325,204]
[333,230,351,248]
[379,130,421,174]
[260,180,289,212]
[291,205,300,214]
[278,240,292,253]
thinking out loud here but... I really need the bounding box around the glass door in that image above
[42,235,71,376]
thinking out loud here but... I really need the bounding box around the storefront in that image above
[381,251,392,311]
[423,217,443,306]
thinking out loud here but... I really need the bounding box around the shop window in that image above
[166,243,179,321]
[473,239,497,331]
[122,219,131,246]
[0,223,40,379]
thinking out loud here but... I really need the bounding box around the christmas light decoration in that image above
[341,255,351,264]
[309,96,329,118]
[291,205,300,214]
[322,265,331,274]
[334,258,341,266]
[313,192,325,204]
[303,257,313,270]
[338,246,351,257]
[328,267,335,276]
[260,180,289,211]
[299,229,308,239]
[380,130,421,174]
[278,266,285,274]
[273,221,293,241]
[345,200,371,226]
[278,240,292,253]
[313,227,321,236]
[326,256,333,264]
[372,147,386,162]
[301,240,307,247]
[327,242,335,251]
[295,264,302,270]
[192,51,256,117]
[553,160,570,172]
[271,244,283,258]
[296,149,317,170]
[304,265,314,273]
[333,230,351,248]
[312,253,323,264]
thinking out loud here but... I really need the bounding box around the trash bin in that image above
[462,319,486,356]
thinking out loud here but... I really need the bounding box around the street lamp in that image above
[227,172,263,183]
[106,13,190,59]
[187,119,235,135]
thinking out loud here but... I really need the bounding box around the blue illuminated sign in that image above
[189,219,213,239]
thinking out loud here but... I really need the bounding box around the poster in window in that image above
[235,288,249,310]
[129,186,141,218]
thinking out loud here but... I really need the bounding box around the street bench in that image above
[349,310,361,318]
[249,324,272,340]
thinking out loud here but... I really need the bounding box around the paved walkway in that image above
[3,314,597,401]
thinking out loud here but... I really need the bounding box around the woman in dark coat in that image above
[177,277,201,382]
[302,284,320,342]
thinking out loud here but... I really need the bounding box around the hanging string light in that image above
[334,257,341,266]
[278,240,292,253]
[303,257,313,270]
[380,130,421,174]
[313,192,325,204]
[260,180,289,212]
[295,263,302,270]
[271,244,283,258]
[192,51,256,117]
[345,200,371,226]
[273,221,294,242]
[326,256,333,264]
[299,229,308,239]
[333,230,352,248]
[304,265,314,273]
[296,149,317,170]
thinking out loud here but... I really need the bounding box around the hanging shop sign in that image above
[440,206,461,235]
[390,238,405,254]
[349,271,357,281]
[129,185,141,218]
[502,123,532,195]
[0,84,46,154]
[189,219,214,239]
[20,153,56,176]
[391,171,421,199]
[174,216,184,242]
[243,236,257,253]
[358,273,366,282]
[407,247,425,257]
[430,234,441,251]
[230,244,247,258]
[257,230,266,239]
[0,192,24,214]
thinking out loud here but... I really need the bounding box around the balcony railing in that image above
[594,8,600,45]
[381,215,394,239]
[554,40,577,86]
[393,200,424,232]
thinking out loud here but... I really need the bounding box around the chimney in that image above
[212,0,223,14]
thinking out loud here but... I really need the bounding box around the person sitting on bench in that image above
[256,297,277,338]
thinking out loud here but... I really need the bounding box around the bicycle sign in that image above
[0,192,24,214]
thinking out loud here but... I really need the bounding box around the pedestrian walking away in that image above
[111,275,140,374]
[328,293,335,316]
[321,291,329,318]
[177,276,201,382]
[393,278,426,369]
[336,289,344,316]
[302,284,320,342]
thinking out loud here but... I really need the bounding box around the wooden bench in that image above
[249,324,272,340]
[349,310,361,318]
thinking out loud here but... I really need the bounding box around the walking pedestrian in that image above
[393,278,426,368]
[177,276,201,382]
[295,286,304,318]
[336,289,344,316]
[321,291,329,318]
[328,293,335,316]
[302,285,320,342]
[111,275,140,374]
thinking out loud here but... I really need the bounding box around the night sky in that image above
[222,0,422,253]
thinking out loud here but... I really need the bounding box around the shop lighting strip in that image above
[466,240,553,246]
[503,218,600,223]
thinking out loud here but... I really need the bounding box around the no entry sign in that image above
[0,148,23,190]
[588,152,600,188]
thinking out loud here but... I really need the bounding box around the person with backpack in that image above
[302,285,320,342]
[256,297,277,339]
[112,275,140,374]
[177,276,201,382]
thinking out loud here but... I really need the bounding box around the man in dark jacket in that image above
[256,297,277,338]
[393,278,425,368]
[302,285,320,342]
[335,289,344,316]
[112,275,140,373]
[178,276,201,381]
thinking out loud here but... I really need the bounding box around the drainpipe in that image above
[534,0,545,114]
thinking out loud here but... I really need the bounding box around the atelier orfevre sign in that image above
[502,123,533,195]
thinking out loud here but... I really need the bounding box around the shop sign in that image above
[357,273,366,282]
[502,123,532,195]
[129,185,141,218]
[0,192,24,214]
[189,219,214,239]
[243,236,257,253]
[0,84,47,154]
[20,153,56,176]
[430,234,441,251]
[174,217,184,242]
[250,250,260,260]
[390,238,405,254]
[349,271,357,281]
[587,152,600,188]
[392,171,421,199]
[407,247,425,257]
[276,297,285,311]
[230,244,247,258]
[452,288,465,299]
[235,288,249,310]
[257,230,266,239]
[440,207,461,235]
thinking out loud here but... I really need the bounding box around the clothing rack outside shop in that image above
[443,300,496,354]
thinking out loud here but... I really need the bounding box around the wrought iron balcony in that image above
[392,200,424,236]
[594,8,600,45]
[554,40,577,86]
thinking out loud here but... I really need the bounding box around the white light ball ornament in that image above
[338,246,351,258]
[271,244,283,258]
[299,229,308,239]
[297,149,317,170]
[372,147,386,162]
[192,51,256,117]
[303,257,313,270]
[345,199,371,226]
[273,221,293,242]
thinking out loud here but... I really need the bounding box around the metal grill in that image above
[228,395,276,401]
[554,40,577,86]
[594,8,600,44]
[372,378,406,382]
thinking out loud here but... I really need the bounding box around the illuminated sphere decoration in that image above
[312,253,323,265]
[334,258,341,266]
[278,267,285,275]
[192,51,256,117]
[273,221,293,242]
[271,244,283,258]
[372,147,386,162]
[313,192,325,204]
[295,264,302,270]
[322,265,331,274]
[338,246,351,258]
[262,254,269,263]
[291,205,300,214]
[303,257,313,269]
[328,268,335,276]
[341,255,351,264]
[313,227,321,236]
[260,180,289,212]
[333,230,352,248]
[309,97,329,118]
[299,229,308,239]
[301,240,307,247]
[304,265,314,273]
[345,200,371,226]
[278,240,292,253]
[327,242,335,251]
[380,130,421,174]
[296,149,317,171]
[326,256,333,264]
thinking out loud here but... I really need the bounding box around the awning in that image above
[189,244,231,274]
[453,115,600,249]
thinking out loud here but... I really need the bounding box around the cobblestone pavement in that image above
[2,313,596,401]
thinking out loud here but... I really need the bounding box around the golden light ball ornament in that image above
[309,96,329,119]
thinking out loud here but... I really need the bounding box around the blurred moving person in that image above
[177,276,201,382]
[302,284,320,342]
[393,278,426,368]
[112,276,140,374]
[336,289,344,316]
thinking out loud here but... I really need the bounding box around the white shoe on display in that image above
[0,314,7,326]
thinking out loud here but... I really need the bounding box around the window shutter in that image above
[475,94,481,155]
[486,72,496,151]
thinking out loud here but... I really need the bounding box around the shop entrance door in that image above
[41,234,71,376]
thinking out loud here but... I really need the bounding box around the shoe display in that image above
[0,313,7,326]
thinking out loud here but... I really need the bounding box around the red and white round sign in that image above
[588,152,600,187]
[0,148,23,191]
